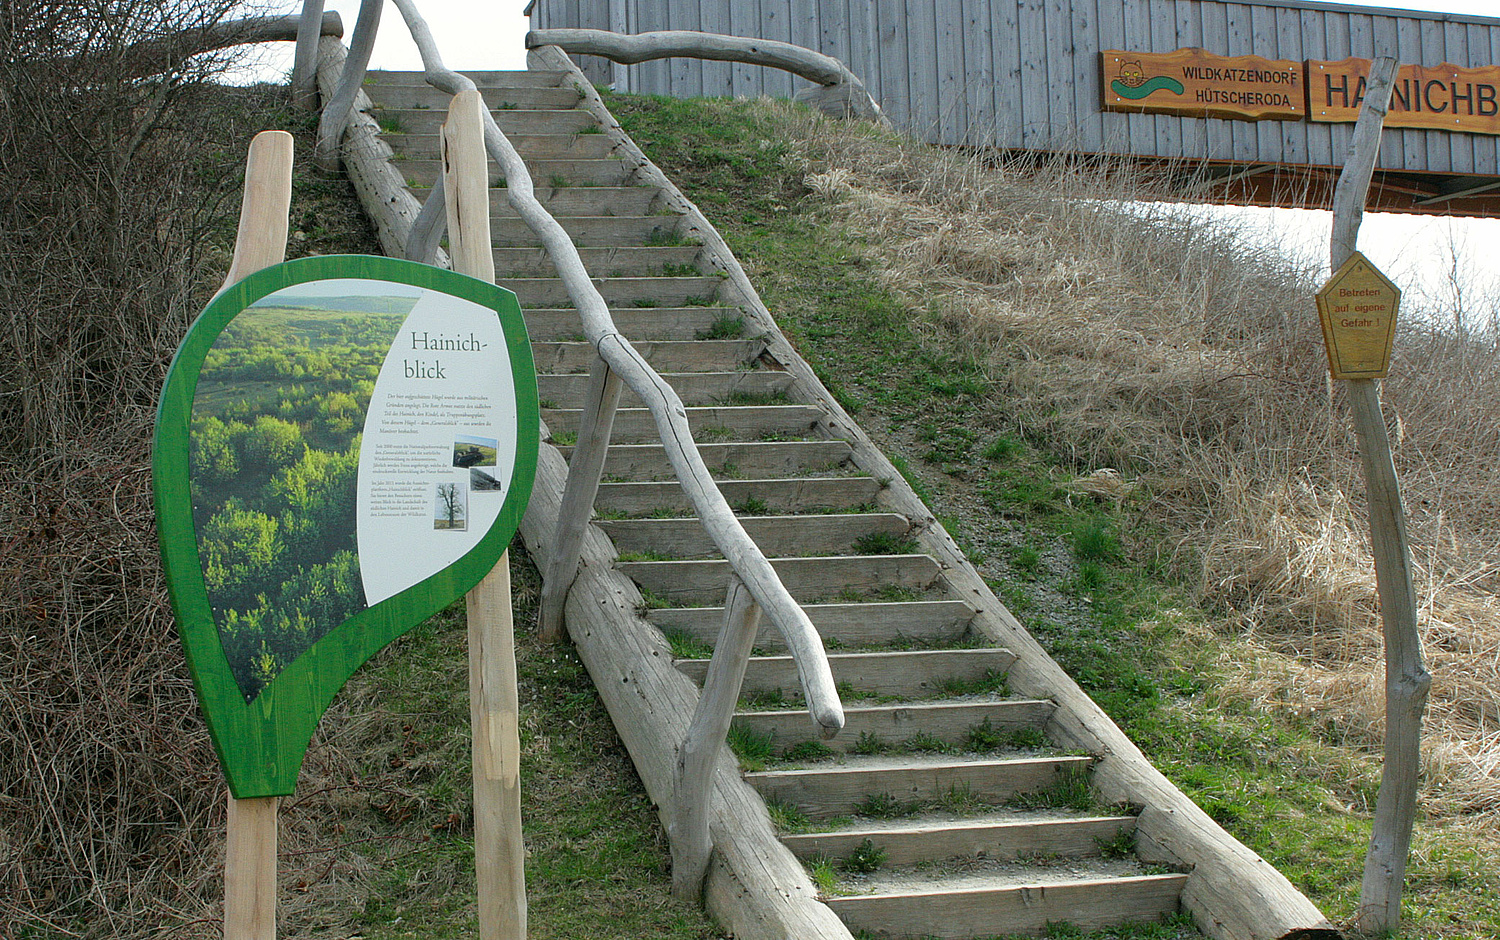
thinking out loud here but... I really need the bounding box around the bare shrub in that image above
[748,98,1500,823]
[0,4,391,936]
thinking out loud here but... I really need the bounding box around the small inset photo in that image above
[452,433,498,468]
[433,481,468,531]
[470,467,504,493]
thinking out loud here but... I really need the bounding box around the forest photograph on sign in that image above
[153,255,538,798]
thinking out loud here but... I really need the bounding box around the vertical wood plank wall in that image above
[529,0,1500,175]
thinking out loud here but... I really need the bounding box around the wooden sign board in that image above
[1316,251,1401,380]
[1309,58,1500,135]
[154,254,538,798]
[1101,48,1305,121]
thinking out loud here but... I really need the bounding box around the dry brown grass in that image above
[773,101,1500,826]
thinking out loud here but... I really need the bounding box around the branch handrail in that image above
[305,0,848,899]
[525,27,889,125]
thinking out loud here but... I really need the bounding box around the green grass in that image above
[694,314,746,339]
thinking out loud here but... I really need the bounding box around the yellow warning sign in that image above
[1316,251,1400,380]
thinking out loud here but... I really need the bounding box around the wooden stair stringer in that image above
[525,43,1340,940]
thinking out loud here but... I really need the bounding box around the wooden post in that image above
[538,353,623,643]
[315,0,382,171]
[220,129,294,940]
[1324,56,1433,936]
[445,88,527,940]
[670,574,762,901]
[290,0,326,109]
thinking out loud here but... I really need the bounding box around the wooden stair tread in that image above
[389,133,618,160]
[540,370,792,409]
[823,872,1187,938]
[781,814,1137,865]
[676,647,1017,697]
[624,553,942,602]
[491,216,695,248]
[397,158,632,187]
[744,755,1094,818]
[561,440,853,478]
[734,699,1053,750]
[521,307,736,341]
[366,69,568,86]
[547,406,825,446]
[649,599,975,651]
[594,477,880,515]
[597,512,908,558]
[495,246,702,278]
[533,339,766,374]
[503,274,722,305]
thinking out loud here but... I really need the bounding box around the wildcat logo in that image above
[1111,60,1186,99]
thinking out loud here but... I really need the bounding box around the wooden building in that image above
[526,0,1500,215]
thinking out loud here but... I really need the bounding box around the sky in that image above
[245,0,1498,326]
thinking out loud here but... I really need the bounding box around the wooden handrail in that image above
[314,0,383,170]
[75,11,341,80]
[525,27,889,125]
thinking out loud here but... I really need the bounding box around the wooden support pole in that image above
[445,88,527,940]
[315,0,382,170]
[1324,56,1433,936]
[290,0,326,109]
[538,354,623,643]
[220,129,294,940]
[670,574,762,902]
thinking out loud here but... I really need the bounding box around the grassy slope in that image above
[597,90,1500,939]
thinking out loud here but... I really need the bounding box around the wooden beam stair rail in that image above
[527,40,1342,940]
[524,27,889,125]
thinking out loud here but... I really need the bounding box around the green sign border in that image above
[153,255,538,798]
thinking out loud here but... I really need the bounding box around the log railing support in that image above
[1326,56,1434,937]
[291,0,327,108]
[669,574,762,901]
[406,174,447,265]
[315,0,382,171]
[538,354,623,642]
[524,27,888,125]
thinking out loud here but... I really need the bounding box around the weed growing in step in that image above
[693,316,745,341]
[850,731,887,755]
[853,792,921,819]
[662,629,712,660]
[852,531,919,556]
[727,724,774,772]
[1096,827,1138,860]
[765,796,812,833]
[840,839,887,874]
[808,857,839,894]
[1010,766,1098,813]
[781,739,836,763]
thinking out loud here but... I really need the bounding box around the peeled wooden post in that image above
[445,89,527,940]
[1322,56,1432,936]
[290,0,326,109]
[406,174,446,264]
[315,0,382,170]
[220,129,294,940]
[670,574,761,901]
[538,354,623,642]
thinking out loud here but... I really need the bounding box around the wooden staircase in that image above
[348,62,1324,940]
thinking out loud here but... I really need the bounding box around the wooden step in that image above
[366,68,568,87]
[649,599,976,651]
[625,554,939,603]
[398,158,632,188]
[532,339,765,374]
[539,370,792,409]
[495,245,702,278]
[596,477,880,517]
[405,183,658,216]
[734,700,1053,752]
[597,512,908,558]
[743,755,1093,819]
[374,107,595,136]
[522,306,739,342]
[561,440,854,480]
[823,873,1187,938]
[492,216,693,249]
[366,83,582,110]
[502,275,722,306]
[780,814,1136,865]
[547,405,823,446]
[388,132,617,161]
[676,648,1017,699]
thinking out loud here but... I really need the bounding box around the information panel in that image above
[154,255,538,798]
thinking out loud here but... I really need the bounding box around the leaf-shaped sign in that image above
[154,255,537,798]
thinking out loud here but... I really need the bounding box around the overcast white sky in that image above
[250,0,1499,324]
